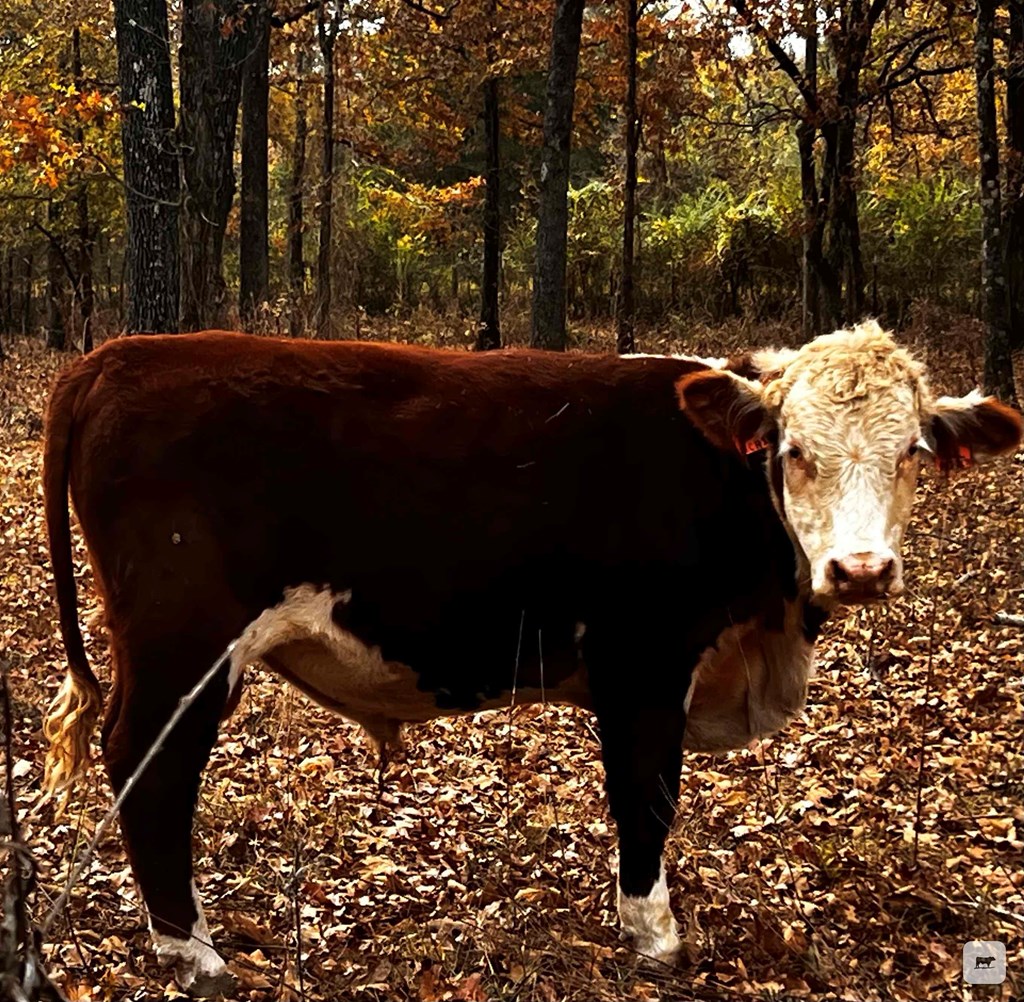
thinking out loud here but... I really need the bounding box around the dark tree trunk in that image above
[820,4,883,326]
[45,201,66,350]
[76,186,94,352]
[289,49,308,334]
[530,0,586,351]
[975,0,1012,397]
[798,0,820,340]
[240,0,272,326]
[316,4,338,338]
[113,0,179,332]
[2,252,12,332]
[816,122,844,330]
[477,72,501,351]
[1006,0,1024,405]
[20,253,33,334]
[73,26,94,352]
[834,114,865,320]
[798,121,821,337]
[616,0,638,355]
[822,77,865,322]
[179,0,246,330]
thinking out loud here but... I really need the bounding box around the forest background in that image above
[0,0,1022,392]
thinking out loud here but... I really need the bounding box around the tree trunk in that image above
[45,201,66,350]
[821,11,879,326]
[823,97,865,322]
[76,184,94,352]
[289,49,308,335]
[179,0,246,330]
[815,122,844,330]
[798,0,820,340]
[1006,0,1024,405]
[240,0,272,326]
[2,252,12,332]
[616,0,638,355]
[975,0,1011,397]
[798,122,821,338]
[530,0,586,351]
[20,253,33,335]
[73,26,94,352]
[477,71,501,351]
[113,0,179,332]
[316,4,337,338]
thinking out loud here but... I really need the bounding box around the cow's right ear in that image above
[676,369,773,455]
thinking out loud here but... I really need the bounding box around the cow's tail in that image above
[41,360,103,805]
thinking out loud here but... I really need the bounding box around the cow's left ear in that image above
[676,369,773,455]
[929,391,1023,469]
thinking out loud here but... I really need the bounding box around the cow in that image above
[41,321,1021,993]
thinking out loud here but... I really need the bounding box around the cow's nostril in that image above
[829,558,850,585]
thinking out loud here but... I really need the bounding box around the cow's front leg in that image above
[594,696,686,964]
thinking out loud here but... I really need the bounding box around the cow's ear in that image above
[929,391,1022,469]
[676,369,773,455]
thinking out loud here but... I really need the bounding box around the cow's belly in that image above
[682,601,814,752]
[229,585,811,754]
[228,585,591,745]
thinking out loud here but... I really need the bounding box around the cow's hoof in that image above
[184,967,238,998]
[620,923,681,966]
[152,931,232,996]
[617,864,681,966]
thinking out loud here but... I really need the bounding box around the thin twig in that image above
[502,610,525,924]
[913,510,946,868]
[994,612,1024,627]
[929,890,1024,928]
[291,838,306,1001]
[2,663,31,960]
[42,643,235,935]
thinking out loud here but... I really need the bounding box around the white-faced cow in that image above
[42,321,1020,993]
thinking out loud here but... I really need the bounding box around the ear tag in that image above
[958,444,973,467]
[743,437,770,455]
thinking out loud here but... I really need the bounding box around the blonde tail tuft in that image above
[42,672,100,811]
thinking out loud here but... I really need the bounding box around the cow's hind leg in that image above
[592,688,687,964]
[101,639,234,994]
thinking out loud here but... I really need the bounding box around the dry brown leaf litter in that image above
[0,320,1021,1002]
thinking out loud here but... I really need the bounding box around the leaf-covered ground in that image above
[1,318,1022,1001]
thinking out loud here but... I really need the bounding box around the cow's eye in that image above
[906,443,919,458]
[786,445,803,462]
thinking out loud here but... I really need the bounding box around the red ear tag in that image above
[958,444,973,467]
[744,438,770,455]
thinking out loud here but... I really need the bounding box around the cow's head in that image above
[677,321,1022,606]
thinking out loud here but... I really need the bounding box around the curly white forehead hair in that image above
[752,320,934,412]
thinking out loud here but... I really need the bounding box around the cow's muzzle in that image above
[825,551,900,603]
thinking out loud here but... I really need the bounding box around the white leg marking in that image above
[149,881,233,993]
[617,861,681,964]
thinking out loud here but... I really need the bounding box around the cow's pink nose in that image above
[829,552,895,597]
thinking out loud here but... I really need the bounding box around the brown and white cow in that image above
[42,321,1020,992]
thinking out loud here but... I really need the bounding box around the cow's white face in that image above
[677,322,1022,607]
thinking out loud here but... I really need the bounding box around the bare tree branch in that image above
[730,0,817,111]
